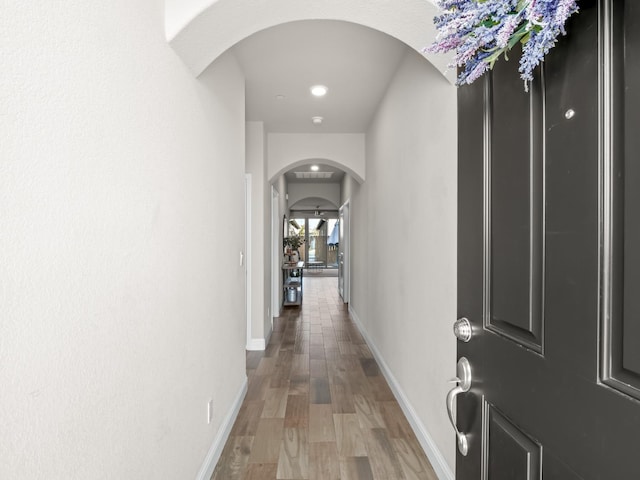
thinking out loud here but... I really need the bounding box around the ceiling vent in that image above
[294,172,333,179]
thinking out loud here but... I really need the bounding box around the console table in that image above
[282,261,304,307]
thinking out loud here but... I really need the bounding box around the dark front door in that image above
[455,1,640,478]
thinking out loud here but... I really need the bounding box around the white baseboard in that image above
[246,321,273,352]
[348,306,454,480]
[246,338,265,351]
[195,377,248,480]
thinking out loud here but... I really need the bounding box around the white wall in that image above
[274,175,289,312]
[246,122,268,346]
[267,133,366,183]
[351,50,458,475]
[1,3,246,479]
[341,173,358,206]
[262,135,280,338]
[288,183,341,210]
[165,0,213,40]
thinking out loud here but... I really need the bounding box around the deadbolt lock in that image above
[453,317,472,343]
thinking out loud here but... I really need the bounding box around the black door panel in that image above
[605,0,640,400]
[456,1,640,478]
[487,51,545,352]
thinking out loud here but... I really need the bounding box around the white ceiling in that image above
[232,20,410,135]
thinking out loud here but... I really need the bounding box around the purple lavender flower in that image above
[426,0,579,88]
[458,51,492,85]
[496,13,522,49]
[519,0,578,86]
[554,0,579,32]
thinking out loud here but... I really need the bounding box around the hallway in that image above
[212,277,438,480]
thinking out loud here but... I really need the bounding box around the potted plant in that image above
[283,234,304,263]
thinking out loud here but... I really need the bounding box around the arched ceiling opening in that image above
[284,162,345,185]
[289,196,338,212]
[285,162,344,211]
[165,0,451,83]
[271,157,362,185]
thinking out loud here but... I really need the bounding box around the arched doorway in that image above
[174,6,459,479]
[165,0,449,81]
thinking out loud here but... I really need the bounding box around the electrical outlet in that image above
[207,399,213,425]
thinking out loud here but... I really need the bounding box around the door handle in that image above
[446,357,471,456]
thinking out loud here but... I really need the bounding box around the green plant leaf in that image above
[485,48,506,64]
[507,30,527,50]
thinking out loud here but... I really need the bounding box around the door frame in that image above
[271,186,281,320]
[339,200,351,304]
[244,174,252,348]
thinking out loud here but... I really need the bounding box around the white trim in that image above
[348,306,454,480]
[246,323,272,352]
[271,187,281,319]
[195,377,248,480]
[339,200,351,304]
[246,338,266,351]
[245,174,252,350]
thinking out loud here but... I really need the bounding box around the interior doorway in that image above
[288,215,339,274]
[338,201,350,303]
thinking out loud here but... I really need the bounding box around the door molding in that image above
[600,0,640,401]
[339,200,350,304]
[482,65,546,355]
[271,186,281,320]
[244,174,252,349]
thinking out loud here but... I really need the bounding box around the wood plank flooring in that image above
[212,277,438,480]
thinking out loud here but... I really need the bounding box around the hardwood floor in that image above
[212,277,438,480]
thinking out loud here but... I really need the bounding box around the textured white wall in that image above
[341,173,357,206]
[351,50,458,473]
[264,165,275,333]
[165,0,215,40]
[267,133,366,183]
[288,183,341,210]
[275,175,289,311]
[246,122,267,343]
[1,2,246,479]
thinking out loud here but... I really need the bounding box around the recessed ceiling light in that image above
[312,116,323,125]
[310,85,328,97]
[275,94,285,100]
[311,165,319,171]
